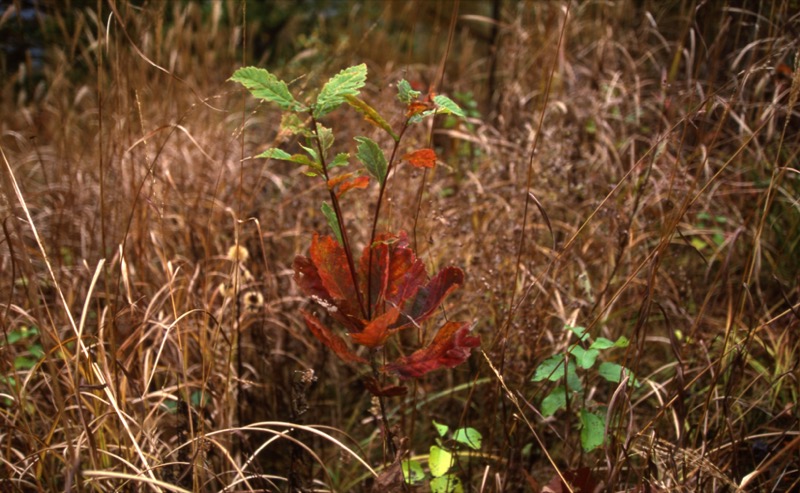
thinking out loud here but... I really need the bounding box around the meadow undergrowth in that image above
[1,1,798,491]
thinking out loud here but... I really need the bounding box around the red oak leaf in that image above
[309,234,363,330]
[402,148,437,168]
[393,266,464,330]
[359,232,426,314]
[349,306,401,348]
[384,321,480,378]
[301,310,367,364]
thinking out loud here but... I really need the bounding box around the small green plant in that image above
[532,324,637,452]
[402,420,483,493]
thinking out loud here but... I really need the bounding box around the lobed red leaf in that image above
[384,321,480,378]
[349,306,401,348]
[301,310,368,364]
[309,234,362,325]
[402,148,437,168]
[393,266,464,329]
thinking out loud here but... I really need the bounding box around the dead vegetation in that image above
[1,0,798,491]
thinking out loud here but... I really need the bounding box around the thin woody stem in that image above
[310,115,368,319]
[365,121,410,319]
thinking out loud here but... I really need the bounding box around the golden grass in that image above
[1,0,798,491]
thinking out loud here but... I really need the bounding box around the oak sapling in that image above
[230,64,478,390]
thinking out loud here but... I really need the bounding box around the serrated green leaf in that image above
[402,459,425,484]
[345,95,399,141]
[257,148,320,171]
[433,419,449,437]
[299,142,319,163]
[315,123,334,157]
[397,79,421,104]
[580,409,606,452]
[532,355,565,382]
[329,152,350,168]
[314,63,367,118]
[321,202,343,245]
[433,94,466,118]
[354,136,387,185]
[280,113,309,136]
[230,67,304,111]
[453,427,482,450]
[541,386,567,417]
[431,474,463,493]
[429,445,454,477]
[570,346,600,369]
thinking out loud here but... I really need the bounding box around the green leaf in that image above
[570,346,600,369]
[431,474,463,493]
[566,325,589,342]
[315,123,334,157]
[532,355,565,382]
[354,136,387,185]
[280,113,309,136]
[613,335,630,348]
[257,148,320,171]
[329,152,350,168]
[345,95,399,141]
[229,67,304,111]
[589,337,616,350]
[321,202,343,245]
[453,427,482,450]
[433,419,449,437]
[314,63,367,118]
[565,359,582,392]
[397,79,421,104]
[590,335,629,349]
[4,326,38,345]
[598,361,638,386]
[402,459,425,484]
[299,142,319,163]
[429,445,454,477]
[580,409,606,452]
[433,94,466,118]
[541,386,567,417]
[14,356,38,370]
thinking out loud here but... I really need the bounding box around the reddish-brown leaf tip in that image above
[384,321,479,378]
[301,310,368,364]
[402,148,437,168]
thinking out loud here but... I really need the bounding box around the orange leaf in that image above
[403,148,437,168]
[406,101,431,117]
[349,306,401,348]
[302,310,367,364]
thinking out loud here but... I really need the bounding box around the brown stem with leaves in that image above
[310,114,368,319]
[365,121,410,319]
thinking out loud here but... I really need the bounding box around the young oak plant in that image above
[230,64,479,390]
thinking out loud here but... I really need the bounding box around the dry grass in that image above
[1,0,798,491]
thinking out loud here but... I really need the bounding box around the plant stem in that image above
[310,115,368,319]
[365,121,409,319]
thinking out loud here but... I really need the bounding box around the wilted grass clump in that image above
[1,1,798,491]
